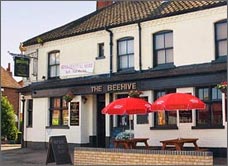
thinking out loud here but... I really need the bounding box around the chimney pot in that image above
[6,63,12,76]
[7,63,11,71]
[97,0,113,10]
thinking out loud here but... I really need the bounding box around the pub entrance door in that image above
[96,94,105,147]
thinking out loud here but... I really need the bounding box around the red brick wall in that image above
[2,88,20,115]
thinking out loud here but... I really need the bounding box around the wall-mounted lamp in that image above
[82,96,88,104]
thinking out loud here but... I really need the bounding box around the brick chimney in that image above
[6,63,12,76]
[96,0,113,10]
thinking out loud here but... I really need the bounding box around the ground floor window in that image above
[137,96,149,124]
[49,97,68,126]
[225,97,227,121]
[27,99,33,127]
[154,89,177,128]
[196,86,223,127]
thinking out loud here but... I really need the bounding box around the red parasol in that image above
[102,97,152,136]
[150,93,206,138]
[150,93,206,111]
[102,97,152,115]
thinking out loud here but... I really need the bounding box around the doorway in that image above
[96,94,105,147]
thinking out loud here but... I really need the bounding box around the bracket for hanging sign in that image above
[8,51,28,59]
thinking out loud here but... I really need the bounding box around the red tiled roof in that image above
[1,67,21,89]
[23,1,226,46]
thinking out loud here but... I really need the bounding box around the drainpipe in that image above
[21,96,25,148]
[105,28,113,77]
[138,22,142,71]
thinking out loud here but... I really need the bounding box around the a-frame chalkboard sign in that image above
[46,135,72,165]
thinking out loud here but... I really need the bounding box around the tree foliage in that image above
[1,96,18,140]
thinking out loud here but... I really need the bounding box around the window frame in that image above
[48,50,60,79]
[117,37,134,71]
[96,43,105,60]
[151,89,178,130]
[49,97,69,127]
[214,20,227,59]
[26,99,33,127]
[194,86,224,129]
[153,30,174,67]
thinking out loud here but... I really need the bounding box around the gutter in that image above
[138,22,142,71]
[105,28,113,77]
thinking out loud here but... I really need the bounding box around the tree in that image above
[1,96,18,141]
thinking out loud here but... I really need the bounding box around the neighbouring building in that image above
[20,1,227,156]
[1,63,22,126]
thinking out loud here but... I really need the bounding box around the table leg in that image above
[144,141,149,149]
[174,143,182,151]
[162,143,166,150]
[114,142,118,148]
[193,141,200,150]
[131,142,136,149]
[123,143,130,149]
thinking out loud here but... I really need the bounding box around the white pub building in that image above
[20,1,227,156]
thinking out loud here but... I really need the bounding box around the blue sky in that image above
[1,1,96,80]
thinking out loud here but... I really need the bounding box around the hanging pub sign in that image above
[14,56,30,77]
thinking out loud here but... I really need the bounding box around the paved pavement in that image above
[1,144,73,166]
[0,144,227,166]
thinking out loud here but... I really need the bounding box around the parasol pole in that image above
[178,110,181,139]
[129,115,133,139]
[129,116,131,138]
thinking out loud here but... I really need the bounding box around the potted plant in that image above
[216,81,227,94]
[128,90,143,98]
[36,37,44,45]
[115,131,134,140]
[63,90,74,103]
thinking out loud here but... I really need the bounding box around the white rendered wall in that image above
[25,98,47,142]
[141,6,227,69]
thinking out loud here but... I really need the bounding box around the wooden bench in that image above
[160,138,200,151]
[114,138,149,149]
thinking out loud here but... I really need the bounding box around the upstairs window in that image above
[117,37,134,71]
[96,43,105,59]
[153,31,173,66]
[48,51,60,79]
[27,51,38,77]
[215,20,227,58]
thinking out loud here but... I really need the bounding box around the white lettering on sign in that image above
[91,83,137,93]
[107,83,136,92]
[60,62,94,76]
[91,86,103,93]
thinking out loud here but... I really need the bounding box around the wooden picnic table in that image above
[160,138,200,151]
[114,138,149,149]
